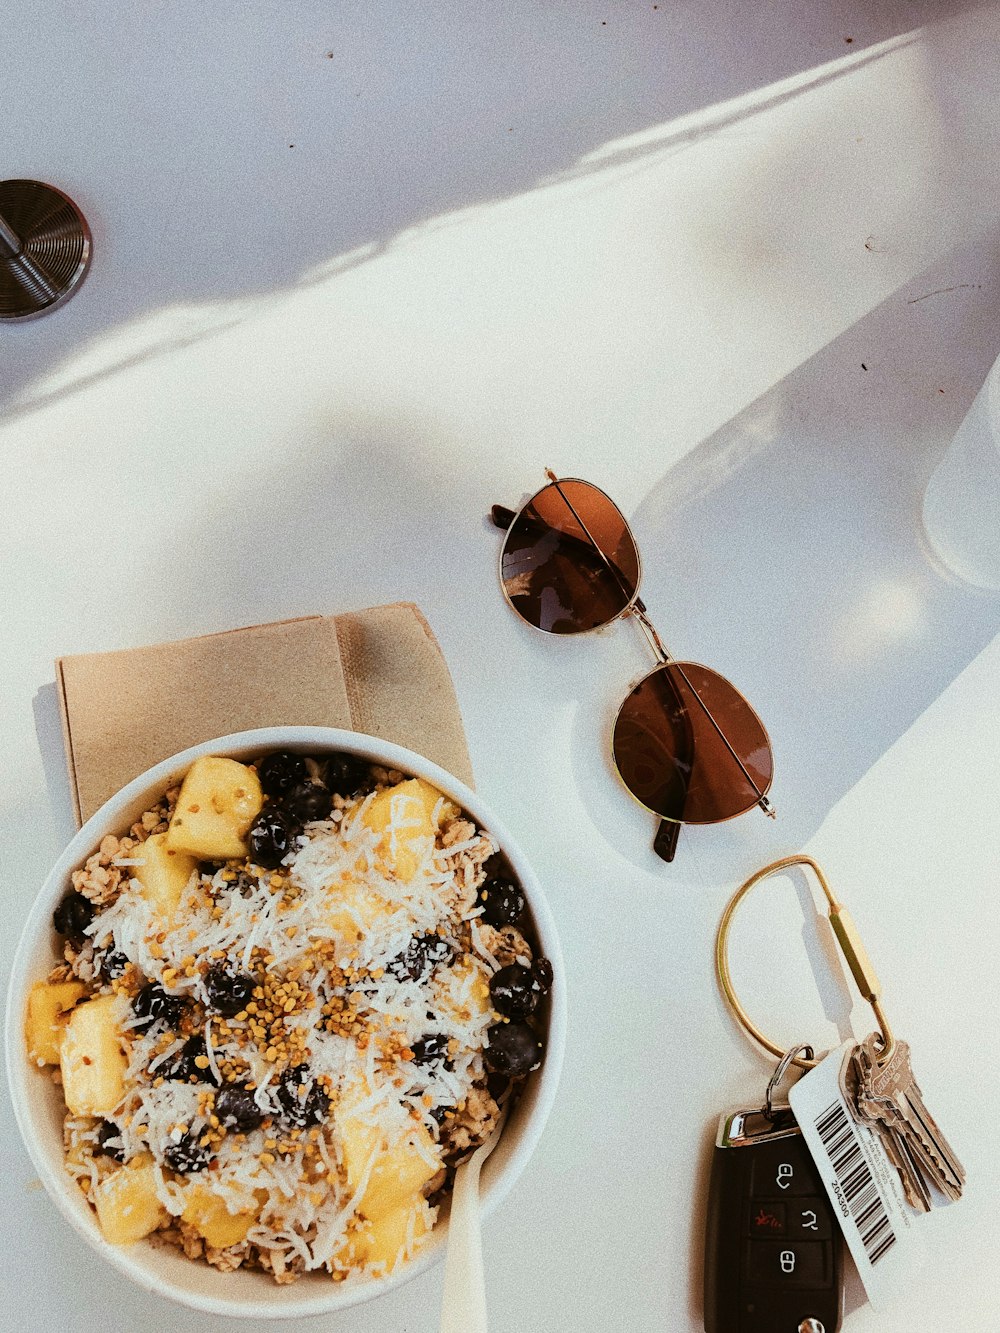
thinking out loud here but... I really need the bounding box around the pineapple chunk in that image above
[324,876,391,943]
[60,994,127,1116]
[25,980,85,1066]
[93,1154,168,1245]
[409,777,458,828]
[336,1091,441,1222]
[129,833,199,921]
[363,778,455,881]
[345,1196,433,1271]
[165,756,263,859]
[182,1186,258,1249]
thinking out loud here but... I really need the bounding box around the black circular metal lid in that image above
[0,179,92,321]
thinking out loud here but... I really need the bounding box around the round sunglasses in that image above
[490,471,775,862]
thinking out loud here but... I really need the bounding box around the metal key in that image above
[851,1034,965,1206]
[854,1036,964,1200]
[876,1119,934,1213]
[842,1043,932,1212]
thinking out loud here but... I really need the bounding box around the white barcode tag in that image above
[788,1040,923,1309]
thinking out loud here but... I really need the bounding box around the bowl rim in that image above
[5,726,566,1319]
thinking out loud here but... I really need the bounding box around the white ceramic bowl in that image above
[5,727,565,1319]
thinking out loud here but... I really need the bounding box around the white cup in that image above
[922,353,1000,590]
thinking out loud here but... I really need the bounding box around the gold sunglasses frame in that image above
[494,470,776,854]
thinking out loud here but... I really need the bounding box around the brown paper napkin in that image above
[57,604,474,825]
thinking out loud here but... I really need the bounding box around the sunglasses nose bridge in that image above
[629,601,670,664]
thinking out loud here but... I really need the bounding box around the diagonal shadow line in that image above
[550,33,920,183]
[0,235,391,429]
[1,31,921,432]
[7,232,411,420]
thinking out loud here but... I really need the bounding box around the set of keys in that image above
[844,1033,965,1212]
[709,854,967,1331]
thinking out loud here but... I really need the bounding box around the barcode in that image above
[815,1101,897,1265]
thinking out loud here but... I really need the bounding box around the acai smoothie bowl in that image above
[6,727,565,1318]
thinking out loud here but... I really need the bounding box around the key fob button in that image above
[750,1141,816,1196]
[788,1199,832,1240]
[747,1200,786,1237]
[745,1239,832,1288]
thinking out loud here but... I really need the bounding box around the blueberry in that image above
[410,1034,452,1068]
[257,751,308,797]
[323,752,371,798]
[247,807,297,869]
[96,1120,125,1162]
[489,964,543,1021]
[204,965,255,1016]
[532,957,554,991]
[276,1064,329,1128]
[161,1036,217,1084]
[132,983,186,1032]
[284,780,333,823]
[387,934,453,982]
[94,948,129,981]
[215,1084,264,1134]
[478,877,524,928]
[163,1132,211,1174]
[52,891,95,946]
[429,1103,453,1125]
[484,1022,543,1077]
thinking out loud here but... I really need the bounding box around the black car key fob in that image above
[704,1104,843,1333]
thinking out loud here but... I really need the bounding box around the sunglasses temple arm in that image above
[654,820,681,862]
[490,504,516,531]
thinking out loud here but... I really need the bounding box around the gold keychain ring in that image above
[716,854,895,1070]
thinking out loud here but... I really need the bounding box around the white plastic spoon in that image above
[439,1109,507,1333]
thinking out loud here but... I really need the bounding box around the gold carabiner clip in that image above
[715,854,895,1070]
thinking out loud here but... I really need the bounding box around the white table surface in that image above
[3,3,1000,1329]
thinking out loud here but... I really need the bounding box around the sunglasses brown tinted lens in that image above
[500,480,640,633]
[612,662,773,824]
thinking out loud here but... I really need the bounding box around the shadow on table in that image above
[1,0,968,420]
[569,224,1000,881]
